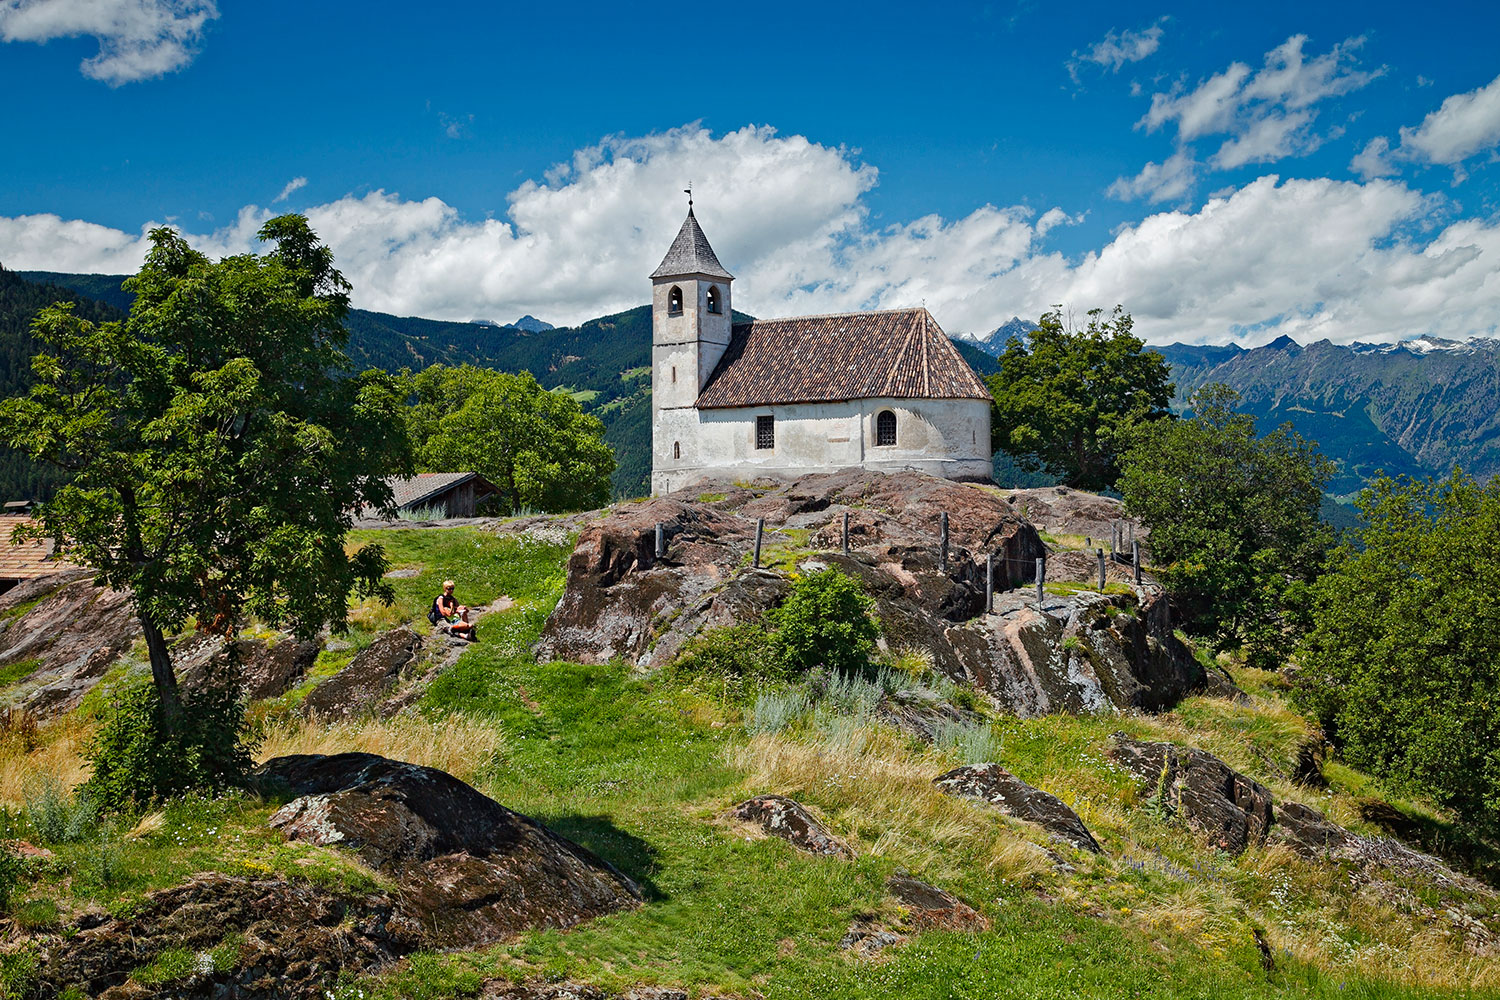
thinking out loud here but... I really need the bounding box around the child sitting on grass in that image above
[431,579,477,640]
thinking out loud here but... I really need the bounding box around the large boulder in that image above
[36,872,418,999]
[727,794,854,858]
[1107,733,1274,855]
[934,763,1102,853]
[303,627,423,720]
[0,569,140,718]
[535,471,1223,716]
[886,873,990,931]
[257,752,641,948]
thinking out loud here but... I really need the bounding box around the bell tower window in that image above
[668,286,683,315]
[876,410,897,446]
[707,285,722,314]
[673,441,681,460]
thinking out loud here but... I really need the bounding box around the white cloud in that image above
[1361,72,1500,182]
[1350,136,1397,179]
[1107,148,1197,203]
[273,177,307,204]
[1126,34,1381,192]
[3,125,1500,347]
[1069,20,1165,80]
[0,0,218,85]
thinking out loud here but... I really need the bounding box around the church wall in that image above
[652,396,992,494]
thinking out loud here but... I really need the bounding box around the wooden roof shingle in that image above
[0,516,66,581]
[695,308,991,409]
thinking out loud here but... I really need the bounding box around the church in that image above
[650,205,994,495]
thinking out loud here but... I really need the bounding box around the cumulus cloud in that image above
[0,0,218,85]
[273,177,307,203]
[3,124,1500,346]
[1106,148,1197,203]
[1356,72,1500,182]
[1069,19,1165,81]
[1113,34,1380,202]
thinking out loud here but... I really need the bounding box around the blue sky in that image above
[3,0,1500,344]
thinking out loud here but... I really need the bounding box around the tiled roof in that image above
[387,473,481,509]
[0,516,66,580]
[695,308,992,409]
[649,209,733,280]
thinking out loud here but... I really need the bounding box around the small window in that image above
[668,285,684,315]
[756,414,775,450]
[671,365,676,384]
[876,410,896,446]
[706,285,722,314]
[673,441,681,459]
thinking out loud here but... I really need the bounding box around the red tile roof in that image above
[695,308,991,409]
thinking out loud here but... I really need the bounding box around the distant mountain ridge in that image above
[958,316,1039,356]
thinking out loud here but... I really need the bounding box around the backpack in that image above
[427,597,443,626]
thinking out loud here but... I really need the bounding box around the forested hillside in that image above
[0,268,125,502]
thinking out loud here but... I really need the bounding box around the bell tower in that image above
[650,197,733,494]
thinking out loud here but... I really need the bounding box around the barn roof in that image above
[386,473,492,509]
[649,208,733,281]
[0,516,66,581]
[695,307,992,409]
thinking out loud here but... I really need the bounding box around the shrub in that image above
[670,623,783,693]
[746,690,810,735]
[765,568,879,675]
[83,680,258,813]
[23,777,98,844]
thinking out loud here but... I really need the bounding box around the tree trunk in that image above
[140,616,182,724]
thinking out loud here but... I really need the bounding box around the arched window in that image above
[876,410,897,446]
[668,285,684,315]
[670,365,676,384]
[706,285,722,314]
[673,441,681,460]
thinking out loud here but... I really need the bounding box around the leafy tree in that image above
[405,364,615,514]
[987,305,1173,490]
[1118,384,1333,669]
[0,217,411,751]
[766,568,880,675]
[1295,470,1500,835]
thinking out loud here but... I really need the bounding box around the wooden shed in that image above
[382,473,500,519]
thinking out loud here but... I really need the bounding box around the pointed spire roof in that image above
[650,207,733,280]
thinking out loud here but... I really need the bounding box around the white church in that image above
[650,205,994,495]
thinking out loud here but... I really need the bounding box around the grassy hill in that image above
[2,518,1495,998]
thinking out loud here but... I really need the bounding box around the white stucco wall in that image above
[652,397,992,494]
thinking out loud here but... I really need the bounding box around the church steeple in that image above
[650,206,734,281]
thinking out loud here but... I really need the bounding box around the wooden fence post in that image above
[753,519,764,569]
[1132,539,1142,585]
[654,523,665,559]
[842,511,850,555]
[986,552,994,613]
[1036,555,1046,606]
[1097,547,1106,591]
[939,512,949,573]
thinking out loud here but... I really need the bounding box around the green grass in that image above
[1045,580,1136,596]
[0,658,41,692]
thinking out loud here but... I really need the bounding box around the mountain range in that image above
[4,269,1495,501]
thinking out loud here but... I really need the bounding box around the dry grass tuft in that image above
[255,713,507,782]
[0,713,94,806]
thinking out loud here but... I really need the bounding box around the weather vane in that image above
[684,182,693,209]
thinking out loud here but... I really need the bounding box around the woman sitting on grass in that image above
[432,579,476,640]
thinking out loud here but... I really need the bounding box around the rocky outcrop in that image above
[886,873,990,931]
[536,471,1224,717]
[934,763,1102,853]
[174,633,321,702]
[728,794,853,858]
[1000,486,1146,553]
[303,627,423,720]
[1108,733,1274,855]
[0,569,140,717]
[258,752,641,948]
[876,689,985,743]
[36,872,418,999]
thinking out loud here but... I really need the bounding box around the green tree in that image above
[766,568,880,675]
[1295,470,1500,835]
[1118,384,1333,669]
[987,305,1173,490]
[406,364,614,514]
[0,217,411,738]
